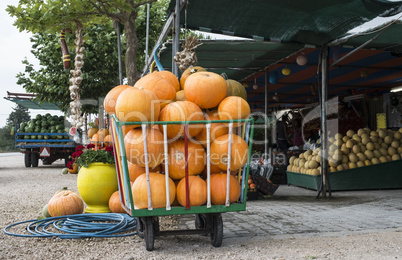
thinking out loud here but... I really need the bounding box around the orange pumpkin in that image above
[115,86,160,123]
[68,163,78,174]
[134,71,176,104]
[128,161,162,182]
[104,85,131,115]
[218,96,250,127]
[210,173,241,205]
[201,162,237,178]
[108,191,126,213]
[184,72,227,109]
[132,172,176,209]
[158,101,204,139]
[104,134,112,143]
[195,110,228,147]
[122,125,136,137]
[226,79,247,100]
[176,176,207,207]
[124,127,164,168]
[91,133,103,145]
[175,90,186,101]
[180,66,206,90]
[88,127,98,139]
[159,70,180,92]
[167,139,206,180]
[47,189,84,217]
[97,128,109,139]
[210,134,249,171]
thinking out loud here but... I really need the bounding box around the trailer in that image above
[15,131,76,167]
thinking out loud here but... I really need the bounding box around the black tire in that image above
[153,216,160,235]
[24,151,31,167]
[195,214,206,229]
[31,152,39,167]
[144,217,154,251]
[210,213,223,247]
[136,217,144,239]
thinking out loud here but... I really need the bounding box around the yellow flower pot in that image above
[77,163,118,213]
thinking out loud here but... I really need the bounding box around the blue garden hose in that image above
[4,213,137,239]
[153,43,165,71]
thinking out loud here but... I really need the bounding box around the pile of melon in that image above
[288,127,402,175]
[103,67,251,208]
[88,127,112,146]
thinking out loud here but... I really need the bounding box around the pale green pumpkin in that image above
[226,79,247,100]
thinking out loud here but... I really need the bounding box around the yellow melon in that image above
[311,169,320,176]
[346,130,355,137]
[356,153,367,162]
[378,129,387,138]
[348,162,357,169]
[386,155,392,161]
[394,132,401,140]
[391,141,400,149]
[356,161,365,167]
[336,165,344,171]
[370,131,378,137]
[361,137,370,146]
[379,148,388,156]
[392,154,401,161]
[388,147,396,156]
[329,167,336,173]
[334,133,343,140]
[357,128,366,136]
[379,156,388,163]
[309,160,318,169]
[365,142,374,151]
[364,160,372,166]
[289,156,296,165]
[373,150,381,158]
[364,150,374,160]
[352,145,361,154]
[369,136,378,143]
[342,163,349,170]
[374,143,380,150]
[352,134,361,143]
[349,153,358,163]
[371,158,380,164]
[384,136,392,144]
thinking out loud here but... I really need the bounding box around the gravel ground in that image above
[1,153,401,259]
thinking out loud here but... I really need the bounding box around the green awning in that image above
[159,40,304,80]
[4,97,61,110]
[169,0,402,46]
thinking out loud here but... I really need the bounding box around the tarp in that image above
[4,97,60,110]
[168,0,402,45]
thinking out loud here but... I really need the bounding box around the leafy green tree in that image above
[6,104,31,127]
[7,0,170,85]
[17,24,123,113]
[0,126,17,152]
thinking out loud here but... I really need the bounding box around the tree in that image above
[6,104,31,128]
[17,24,124,113]
[7,0,169,85]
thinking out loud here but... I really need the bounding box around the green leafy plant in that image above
[68,144,115,169]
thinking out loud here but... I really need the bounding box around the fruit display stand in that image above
[287,159,402,191]
[110,115,254,251]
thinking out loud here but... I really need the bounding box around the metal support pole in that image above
[172,0,180,77]
[116,22,123,85]
[265,70,269,161]
[320,45,330,198]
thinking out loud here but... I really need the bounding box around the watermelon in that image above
[69,127,77,136]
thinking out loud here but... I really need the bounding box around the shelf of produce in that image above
[287,159,402,191]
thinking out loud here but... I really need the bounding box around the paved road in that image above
[179,186,402,239]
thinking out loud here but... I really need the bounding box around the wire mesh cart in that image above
[110,115,254,251]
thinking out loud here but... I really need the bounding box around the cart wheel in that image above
[136,217,144,239]
[195,214,206,229]
[31,152,39,167]
[210,213,223,247]
[144,217,155,251]
[153,216,160,235]
[24,151,31,167]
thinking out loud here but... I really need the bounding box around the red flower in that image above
[76,145,85,152]
[87,143,95,149]
[77,150,83,156]
[67,161,73,169]
[105,146,113,153]
[72,152,79,158]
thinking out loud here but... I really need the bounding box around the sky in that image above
[0,0,62,128]
[0,1,400,128]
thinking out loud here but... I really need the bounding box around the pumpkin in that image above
[210,173,241,205]
[47,189,84,217]
[124,127,164,168]
[184,72,227,109]
[122,125,136,137]
[68,163,78,174]
[210,133,249,171]
[158,101,204,139]
[180,66,206,90]
[176,176,207,207]
[104,134,112,143]
[108,191,126,213]
[134,71,176,104]
[226,79,247,100]
[97,128,109,139]
[159,70,180,92]
[218,96,250,127]
[195,110,228,147]
[167,139,206,180]
[175,90,186,101]
[201,162,237,178]
[88,127,98,138]
[104,85,131,115]
[91,133,103,145]
[132,172,176,209]
[115,86,160,124]
[128,161,162,182]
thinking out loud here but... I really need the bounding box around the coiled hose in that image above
[4,213,137,239]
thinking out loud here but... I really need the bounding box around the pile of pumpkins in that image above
[103,67,251,209]
[88,127,112,146]
[288,127,402,175]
